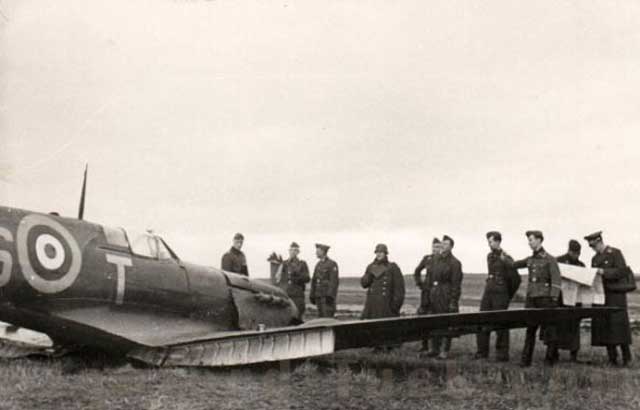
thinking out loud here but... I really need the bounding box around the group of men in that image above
[220,230,633,367]
[221,234,339,318]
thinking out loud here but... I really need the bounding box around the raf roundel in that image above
[16,214,82,294]
[35,234,66,270]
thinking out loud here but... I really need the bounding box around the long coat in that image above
[361,259,405,319]
[423,252,463,314]
[591,246,632,346]
[555,253,585,351]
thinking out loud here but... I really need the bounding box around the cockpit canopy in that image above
[103,226,177,260]
[128,229,173,260]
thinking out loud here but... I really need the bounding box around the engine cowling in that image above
[225,272,299,329]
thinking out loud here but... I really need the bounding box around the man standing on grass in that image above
[585,231,633,366]
[475,231,521,362]
[310,243,339,318]
[422,235,463,360]
[414,237,442,352]
[514,230,562,367]
[361,243,405,352]
[555,239,585,362]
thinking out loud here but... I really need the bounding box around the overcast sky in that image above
[2,0,640,277]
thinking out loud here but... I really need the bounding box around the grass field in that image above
[1,276,639,410]
[314,275,640,317]
[331,275,493,314]
[1,332,639,410]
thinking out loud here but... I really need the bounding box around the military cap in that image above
[568,239,581,252]
[233,233,244,240]
[442,235,455,247]
[486,231,502,241]
[583,231,603,242]
[525,230,544,240]
[315,243,330,252]
[432,237,441,245]
[374,243,388,254]
[290,242,300,249]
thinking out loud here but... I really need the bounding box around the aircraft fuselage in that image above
[0,206,298,351]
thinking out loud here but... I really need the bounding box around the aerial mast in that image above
[78,164,88,220]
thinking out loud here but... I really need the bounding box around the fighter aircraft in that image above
[0,169,616,367]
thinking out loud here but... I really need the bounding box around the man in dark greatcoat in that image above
[585,231,633,366]
[513,230,562,367]
[414,238,442,351]
[475,231,521,362]
[555,239,585,362]
[361,243,405,319]
[422,235,463,360]
[310,243,339,318]
[278,242,310,319]
[221,233,249,276]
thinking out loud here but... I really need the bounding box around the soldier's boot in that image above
[621,344,632,366]
[495,329,510,362]
[437,339,449,360]
[519,326,537,367]
[475,330,489,359]
[495,353,509,362]
[544,344,558,366]
[570,350,579,362]
[426,337,441,357]
[495,347,509,362]
[606,345,619,366]
[419,338,430,352]
[437,338,451,360]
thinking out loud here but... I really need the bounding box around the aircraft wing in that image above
[0,304,617,366]
[0,322,53,358]
[128,307,616,367]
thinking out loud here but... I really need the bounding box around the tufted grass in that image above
[0,329,638,410]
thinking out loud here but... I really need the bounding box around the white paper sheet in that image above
[591,275,605,305]
[558,263,598,286]
[559,267,605,306]
[561,279,579,306]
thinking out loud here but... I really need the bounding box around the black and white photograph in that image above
[1,1,639,409]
